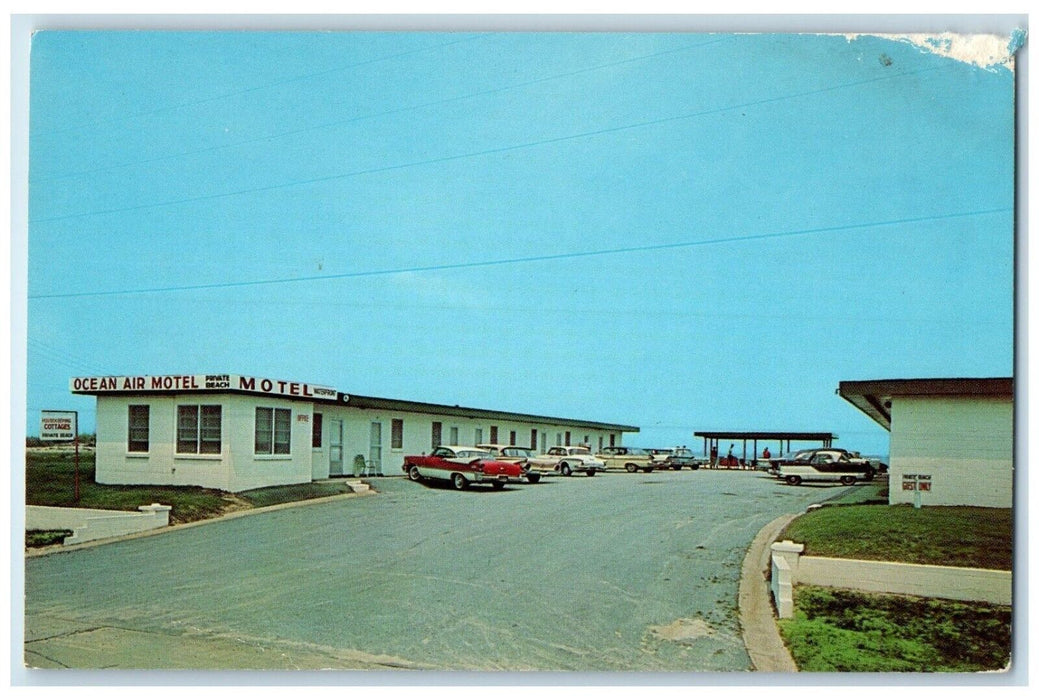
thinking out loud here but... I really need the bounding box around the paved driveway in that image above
[25,469,837,671]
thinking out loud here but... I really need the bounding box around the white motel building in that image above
[71,374,639,492]
[838,377,1014,508]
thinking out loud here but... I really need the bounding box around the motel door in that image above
[328,419,344,476]
[369,422,383,475]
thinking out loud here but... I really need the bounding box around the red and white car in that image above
[403,445,525,490]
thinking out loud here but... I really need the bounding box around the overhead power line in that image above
[35,37,731,183]
[30,33,492,140]
[27,206,1010,300]
[30,65,938,226]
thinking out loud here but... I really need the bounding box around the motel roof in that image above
[342,393,639,433]
[693,431,837,442]
[837,377,1014,431]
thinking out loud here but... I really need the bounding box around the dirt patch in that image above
[648,617,716,645]
[218,493,254,516]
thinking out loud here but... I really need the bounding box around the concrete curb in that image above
[25,484,377,559]
[738,512,800,672]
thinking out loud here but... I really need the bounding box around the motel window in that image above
[432,422,442,449]
[392,419,403,449]
[490,425,498,443]
[509,430,516,446]
[312,413,323,449]
[177,405,222,455]
[255,407,291,455]
[475,427,483,445]
[565,431,571,446]
[584,435,590,445]
[610,433,616,447]
[556,433,563,446]
[127,405,149,452]
[449,426,459,445]
[530,429,537,450]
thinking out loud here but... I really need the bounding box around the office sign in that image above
[41,410,77,441]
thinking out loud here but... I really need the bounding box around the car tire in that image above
[785,475,802,486]
[492,481,505,490]
[586,469,595,477]
[560,463,573,477]
[625,463,638,473]
[864,468,876,481]
[840,475,857,485]
[527,473,541,484]
[408,465,422,482]
[672,465,682,471]
[452,473,468,490]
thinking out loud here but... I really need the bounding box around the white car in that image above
[476,443,544,483]
[526,446,606,477]
[778,449,876,486]
[596,446,655,473]
[648,449,673,467]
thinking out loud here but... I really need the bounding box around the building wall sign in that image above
[70,374,338,401]
[41,410,77,441]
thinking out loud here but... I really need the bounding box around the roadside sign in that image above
[41,410,77,441]
[40,410,81,502]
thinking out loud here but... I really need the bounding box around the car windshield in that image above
[568,447,591,455]
[503,448,532,457]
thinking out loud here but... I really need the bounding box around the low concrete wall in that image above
[798,556,1012,605]
[771,541,1011,618]
[27,504,171,545]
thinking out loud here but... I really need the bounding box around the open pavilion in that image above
[693,431,837,467]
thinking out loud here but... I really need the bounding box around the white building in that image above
[838,378,1014,508]
[70,373,638,492]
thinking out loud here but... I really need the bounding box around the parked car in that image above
[860,455,890,473]
[402,445,526,490]
[596,446,655,473]
[767,449,815,475]
[475,443,544,483]
[777,449,877,486]
[526,445,606,477]
[662,447,703,470]
[767,448,881,475]
[648,448,674,467]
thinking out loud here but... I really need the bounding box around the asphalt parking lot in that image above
[24,469,836,671]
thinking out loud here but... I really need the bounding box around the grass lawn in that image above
[778,585,1012,672]
[236,481,356,508]
[824,478,888,506]
[26,530,72,548]
[779,503,1013,570]
[26,449,359,526]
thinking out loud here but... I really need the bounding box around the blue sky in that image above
[22,30,1016,455]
